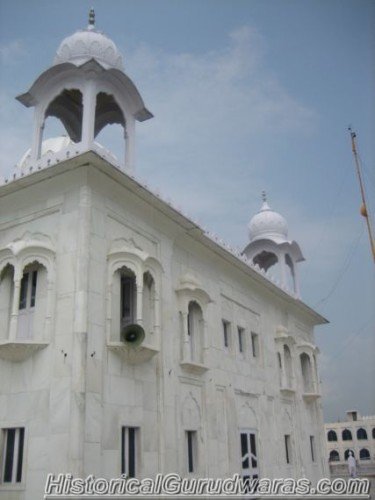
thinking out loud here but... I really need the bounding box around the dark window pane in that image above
[250,433,257,457]
[16,428,24,482]
[187,431,194,473]
[223,321,229,348]
[285,435,290,464]
[121,277,135,325]
[4,428,15,482]
[128,427,135,478]
[187,312,192,336]
[121,427,125,475]
[19,274,29,310]
[310,436,315,462]
[241,433,249,468]
[30,271,38,308]
[238,328,243,352]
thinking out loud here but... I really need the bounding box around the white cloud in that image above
[0,40,25,64]
[128,25,316,155]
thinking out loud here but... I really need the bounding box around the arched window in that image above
[17,262,47,340]
[187,301,203,363]
[329,450,340,462]
[111,266,137,341]
[357,428,368,440]
[344,449,355,460]
[142,271,155,335]
[359,448,370,460]
[342,429,352,441]
[327,430,337,442]
[0,264,14,340]
[300,353,313,392]
[120,268,136,328]
[283,345,293,387]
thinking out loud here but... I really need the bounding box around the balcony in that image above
[0,340,49,362]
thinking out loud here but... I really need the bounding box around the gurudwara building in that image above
[325,411,375,480]
[0,12,328,499]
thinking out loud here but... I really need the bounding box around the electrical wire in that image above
[315,226,365,308]
[327,315,374,363]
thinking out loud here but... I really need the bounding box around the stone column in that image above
[81,81,96,150]
[136,284,143,325]
[9,276,21,340]
[30,112,45,162]
[279,251,287,289]
[124,118,135,173]
[181,311,190,360]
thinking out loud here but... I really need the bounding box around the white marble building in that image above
[0,12,328,499]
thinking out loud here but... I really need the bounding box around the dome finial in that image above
[260,190,270,212]
[88,7,95,30]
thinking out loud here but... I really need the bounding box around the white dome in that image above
[248,199,288,243]
[18,136,73,169]
[54,28,124,71]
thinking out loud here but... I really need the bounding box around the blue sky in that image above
[0,0,374,422]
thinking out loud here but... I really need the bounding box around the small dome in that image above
[17,136,73,169]
[248,196,288,243]
[54,28,124,71]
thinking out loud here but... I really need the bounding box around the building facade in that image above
[325,411,375,481]
[0,13,328,499]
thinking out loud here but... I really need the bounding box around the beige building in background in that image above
[325,410,375,482]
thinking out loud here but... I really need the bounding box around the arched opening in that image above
[44,88,83,143]
[187,301,203,363]
[142,271,155,336]
[0,264,14,340]
[94,92,125,165]
[359,448,370,460]
[111,266,137,341]
[253,251,278,272]
[357,428,368,440]
[17,262,48,340]
[329,450,340,462]
[373,428,375,439]
[342,429,353,441]
[327,430,338,442]
[344,449,355,460]
[283,344,293,387]
[300,352,313,392]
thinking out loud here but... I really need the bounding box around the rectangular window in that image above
[310,436,315,462]
[1,428,25,483]
[19,270,38,310]
[121,427,138,478]
[238,327,244,353]
[240,430,259,481]
[186,430,197,473]
[251,332,259,358]
[222,320,230,349]
[284,434,291,464]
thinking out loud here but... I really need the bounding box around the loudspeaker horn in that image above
[120,323,145,347]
